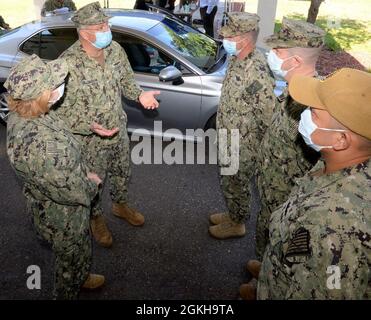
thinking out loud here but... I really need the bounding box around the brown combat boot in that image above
[82,274,105,290]
[90,215,113,248]
[209,221,246,239]
[112,203,145,226]
[239,279,257,300]
[246,260,261,279]
[209,212,233,225]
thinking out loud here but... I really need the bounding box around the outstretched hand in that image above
[139,90,161,110]
[90,122,119,137]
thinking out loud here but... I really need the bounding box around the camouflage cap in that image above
[264,17,325,48]
[219,12,260,38]
[4,54,68,100]
[71,1,111,26]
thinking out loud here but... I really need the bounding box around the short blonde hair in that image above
[7,90,51,118]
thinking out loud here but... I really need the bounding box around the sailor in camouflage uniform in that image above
[240,18,326,299]
[253,18,326,259]
[208,12,275,239]
[53,2,160,248]
[257,68,371,299]
[41,0,77,16]
[5,54,103,299]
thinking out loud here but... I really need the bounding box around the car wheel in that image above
[0,91,9,124]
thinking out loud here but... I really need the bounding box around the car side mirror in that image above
[159,66,184,85]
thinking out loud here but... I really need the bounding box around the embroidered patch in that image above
[46,141,65,155]
[285,227,311,258]
[246,80,263,95]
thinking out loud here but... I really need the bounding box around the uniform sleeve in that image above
[284,221,369,300]
[118,45,143,102]
[79,161,100,202]
[57,64,94,136]
[29,139,99,207]
[240,62,275,154]
[57,104,93,136]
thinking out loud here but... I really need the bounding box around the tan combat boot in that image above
[90,215,113,248]
[208,221,246,239]
[239,279,257,300]
[112,203,145,226]
[246,260,261,279]
[209,212,233,225]
[82,274,105,290]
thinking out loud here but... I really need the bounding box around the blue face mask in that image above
[222,39,242,56]
[89,30,112,49]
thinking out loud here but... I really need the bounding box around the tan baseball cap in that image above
[289,68,371,140]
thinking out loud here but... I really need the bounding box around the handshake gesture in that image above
[90,90,161,137]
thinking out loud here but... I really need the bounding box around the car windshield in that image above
[147,17,218,72]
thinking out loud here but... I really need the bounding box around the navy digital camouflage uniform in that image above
[53,2,143,219]
[217,12,275,224]
[5,55,98,299]
[256,88,319,257]
[258,159,371,299]
[255,18,325,257]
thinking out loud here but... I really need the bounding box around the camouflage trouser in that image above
[81,131,131,218]
[27,197,92,300]
[217,129,255,224]
[255,198,272,260]
[219,163,253,224]
[255,172,296,259]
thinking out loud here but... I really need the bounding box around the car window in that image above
[113,32,192,76]
[21,28,78,60]
[147,17,218,72]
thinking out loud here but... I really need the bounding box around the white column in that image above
[33,0,45,20]
[257,0,278,49]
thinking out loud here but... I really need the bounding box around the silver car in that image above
[0,9,228,140]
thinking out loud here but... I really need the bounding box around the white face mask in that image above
[49,83,65,106]
[298,108,347,152]
[267,50,297,80]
